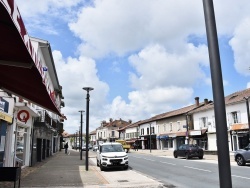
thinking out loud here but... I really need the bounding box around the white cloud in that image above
[229,18,250,76]
[128,44,209,90]
[69,0,205,58]
[16,0,81,18]
[53,50,110,131]
[107,86,193,122]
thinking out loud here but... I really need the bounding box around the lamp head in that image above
[83,87,94,92]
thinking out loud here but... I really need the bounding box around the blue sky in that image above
[16,0,250,134]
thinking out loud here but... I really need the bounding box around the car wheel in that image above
[100,163,105,171]
[174,152,178,158]
[199,155,203,159]
[123,166,128,170]
[236,155,246,166]
[96,159,99,167]
[185,153,190,159]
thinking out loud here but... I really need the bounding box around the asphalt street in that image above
[0,148,238,188]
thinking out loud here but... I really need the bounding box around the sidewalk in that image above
[0,149,163,188]
[0,149,235,188]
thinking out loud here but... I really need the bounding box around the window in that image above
[111,131,115,137]
[126,133,129,139]
[169,139,173,148]
[228,111,241,125]
[141,128,144,135]
[147,127,149,135]
[164,124,166,132]
[177,121,181,130]
[170,123,173,131]
[231,111,240,124]
[199,117,208,129]
[104,131,105,138]
[151,127,155,134]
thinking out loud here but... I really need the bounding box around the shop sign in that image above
[189,130,201,136]
[0,111,12,123]
[17,110,30,123]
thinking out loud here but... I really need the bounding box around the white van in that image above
[96,142,129,171]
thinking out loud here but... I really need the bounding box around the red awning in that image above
[0,1,61,115]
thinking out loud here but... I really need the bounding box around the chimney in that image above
[195,97,199,107]
[204,98,208,105]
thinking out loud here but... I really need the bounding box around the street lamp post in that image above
[83,87,94,171]
[76,131,78,151]
[203,1,232,187]
[79,110,85,160]
[149,123,152,153]
[186,114,189,144]
[244,97,250,143]
[79,128,80,152]
[74,133,76,149]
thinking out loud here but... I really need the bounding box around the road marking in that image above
[132,156,142,159]
[232,175,250,180]
[143,158,155,161]
[184,166,211,172]
[159,161,176,165]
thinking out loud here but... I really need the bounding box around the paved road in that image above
[128,151,250,188]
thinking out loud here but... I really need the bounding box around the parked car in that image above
[16,145,24,153]
[82,144,92,151]
[173,144,204,159]
[93,145,98,151]
[96,142,129,171]
[72,143,80,149]
[234,144,250,166]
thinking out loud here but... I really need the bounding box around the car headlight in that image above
[102,157,108,161]
[124,157,128,160]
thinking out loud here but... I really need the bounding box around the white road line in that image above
[132,156,142,159]
[184,166,211,172]
[232,175,250,180]
[143,158,155,161]
[159,161,176,165]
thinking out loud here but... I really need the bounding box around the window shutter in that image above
[237,111,241,123]
[199,118,202,129]
[227,113,232,125]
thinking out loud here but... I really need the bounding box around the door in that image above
[37,138,42,162]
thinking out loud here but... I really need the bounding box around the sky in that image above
[15,0,250,134]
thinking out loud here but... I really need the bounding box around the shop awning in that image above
[157,135,169,140]
[231,123,249,131]
[0,1,61,115]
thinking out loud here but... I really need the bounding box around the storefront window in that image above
[15,125,27,167]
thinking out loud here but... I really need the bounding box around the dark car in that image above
[234,144,250,166]
[173,144,204,159]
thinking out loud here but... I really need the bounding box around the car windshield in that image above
[189,145,200,149]
[102,145,124,152]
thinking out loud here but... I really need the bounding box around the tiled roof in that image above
[139,102,207,124]
[189,88,250,114]
[97,119,130,129]
[118,121,141,131]
[90,130,96,135]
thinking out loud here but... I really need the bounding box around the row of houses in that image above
[90,88,250,152]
